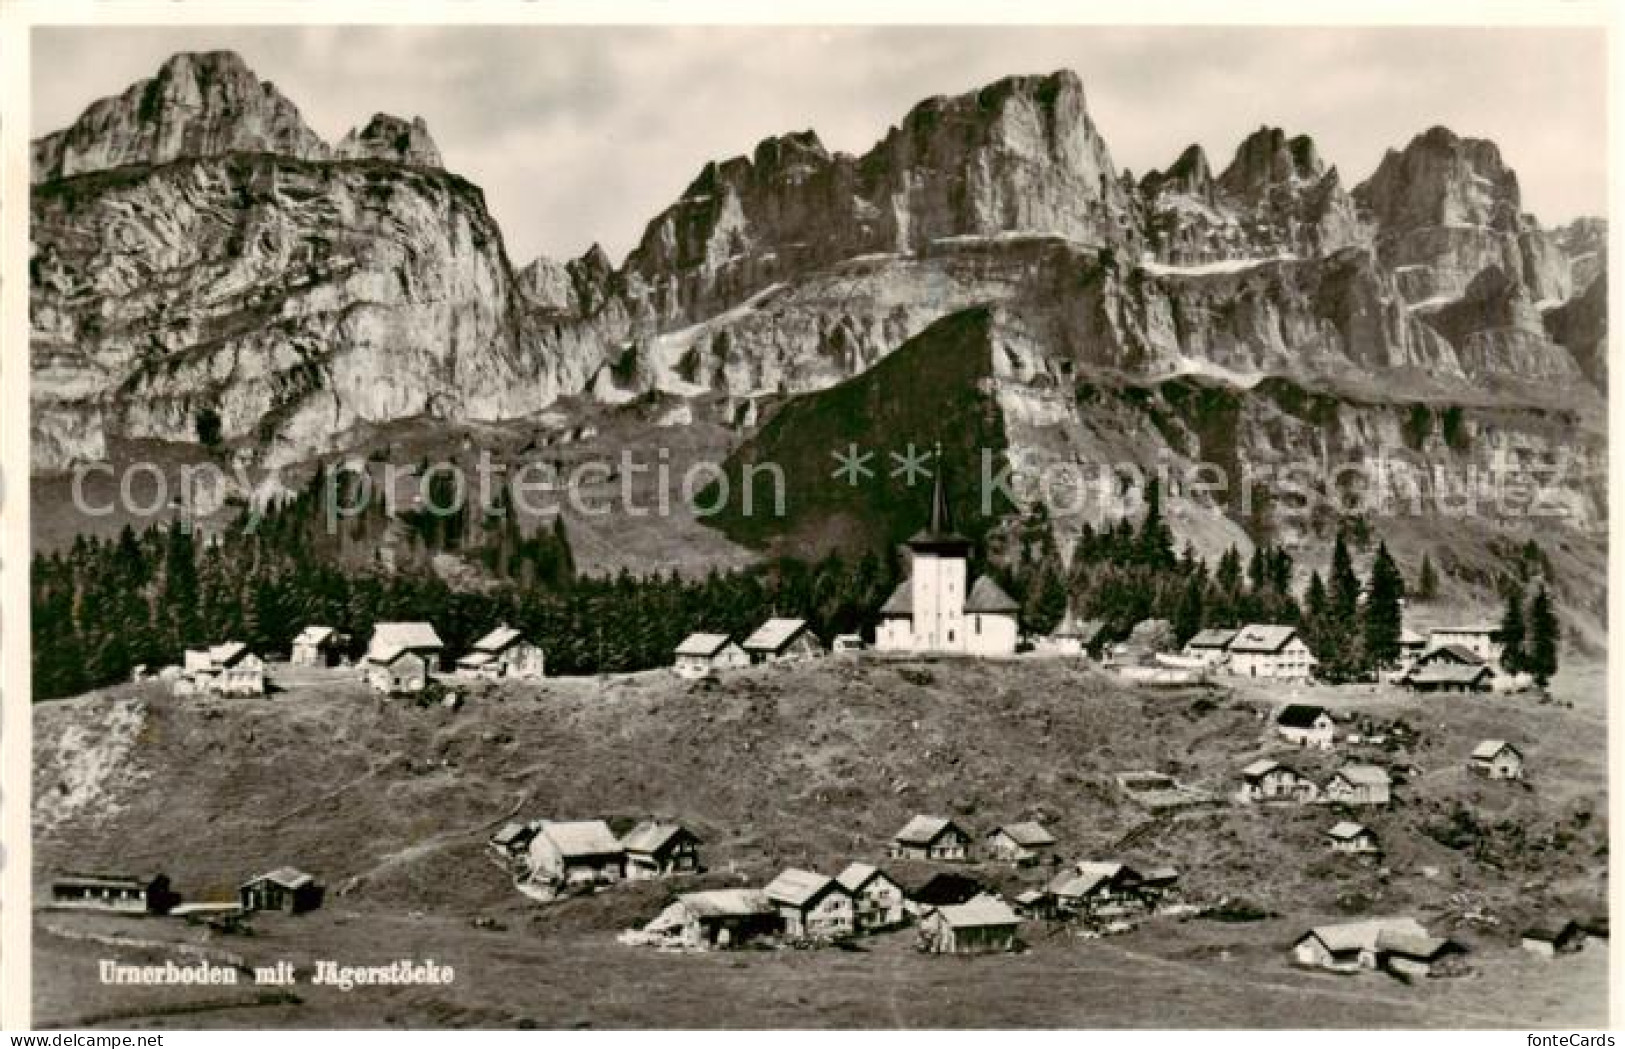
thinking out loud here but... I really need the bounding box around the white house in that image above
[1276,704,1336,749]
[741,618,823,664]
[290,626,345,667]
[889,815,973,861]
[1227,624,1316,680]
[763,868,854,940]
[1293,917,1431,971]
[1469,740,1525,780]
[673,633,750,679]
[456,625,545,680]
[835,862,907,932]
[984,821,1057,864]
[176,642,265,696]
[526,820,625,886]
[1325,821,1380,854]
[875,468,1018,657]
[364,622,444,694]
[1238,759,1318,804]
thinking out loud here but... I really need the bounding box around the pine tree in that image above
[1416,553,1439,601]
[1498,583,1527,674]
[1362,542,1405,669]
[1135,477,1176,570]
[1173,570,1205,645]
[1525,585,1559,688]
[1329,531,1360,625]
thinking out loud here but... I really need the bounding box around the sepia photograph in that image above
[4,2,1615,1033]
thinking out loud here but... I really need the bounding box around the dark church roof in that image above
[908,456,971,554]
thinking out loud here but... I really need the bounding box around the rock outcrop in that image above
[334,113,444,168]
[31,50,330,182]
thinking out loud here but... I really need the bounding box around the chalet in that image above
[889,815,972,861]
[835,862,907,931]
[1238,759,1317,804]
[1035,609,1103,656]
[489,821,540,865]
[1426,624,1503,664]
[1182,627,1237,666]
[291,626,345,667]
[643,889,780,949]
[1276,704,1336,749]
[917,894,1021,954]
[457,625,545,680]
[526,820,626,886]
[763,868,854,940]
[903,871,988,916]
[620,821,702,880]
[1325,821,1380,855]
[1403,662,1493,693]
[741,618,823,664]
[1292,917,1430,971]
[1139,867,1181,907]
[178,643,266,696]
[50,872,175,915]
[1047,862,1144,915]
[1374,928,1468,977]
[984,821,1057,865]
[1226,624,1316,680]
[239,868,323,914]
[1469,740,1525,780]
[1522,921,1586,957]
[672,633,749,679]
[1325,764,1392,807]
[365,622,444,694]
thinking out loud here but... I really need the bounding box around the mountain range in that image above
[28,51,1608,636]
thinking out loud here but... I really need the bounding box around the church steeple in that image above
[907,444,971,554]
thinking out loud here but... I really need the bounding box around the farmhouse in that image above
[1469,740,1525,780]
[984,821,1057,865]
[1048,862,1145,915]
[527,820,626,886]
[672,633,749,679]
[457,625,545,680]
[917,894,1021,955]
[50,873,175,915]
[1426,624,1503,664]
[1139,867,1181,907]
[1238,759,1317,804]
[741,618,823,664]
[763,868,854,940]
[620,821,702,880]
[291,626,345,667]
[1292,917,1430,971]
[1403,663,1493,694]
[644,889,780,949]
[889,815,972,861]
[874,469,1019,657]
[835,863,907,931]
[239,868,323,914]
[365,622,444,694]
[1325,764,1392,807]
[1276,704,1336,749]
[489,821,540,865]
[1325,821,1380,854]
[1226,624,1316,680]
[1181,627,1236,666]
[178,643,266,696]
[1013,889,1054,919]
[1522,921,1586,957]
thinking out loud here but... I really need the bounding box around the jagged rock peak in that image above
[1353,125,1523,234]
[31,49,330,182]
[1141,144,1214,200]
[334,113,444,168]
[1216,127,1325,199]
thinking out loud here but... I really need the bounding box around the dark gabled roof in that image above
[905,871,985,905]
[894,815,969,847]
[620,820,698,855]
[1229,624,1300,654]
[965,575,1019,614]
[1418,643,1486,666]
[990,821,1055,848]
[1407,664,1493,687]
[1277,704,1330,729]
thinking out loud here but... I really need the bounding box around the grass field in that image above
[31,655,1609,1028]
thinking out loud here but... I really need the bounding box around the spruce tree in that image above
[1526,585,1559,688]
[1498,583,1527,674]
[1416,553,1439,601]
[1362,542,1405,669]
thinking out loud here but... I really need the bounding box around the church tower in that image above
[905,453,971,652]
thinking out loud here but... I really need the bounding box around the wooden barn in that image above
[984,821,1057,865]
[1238,759,1318,803]
[527,820,626,886]
[917,895,1021,955]
[835,863,907,932]
[1324,764,1392,807]
[1469,740,1525,780]
[763,868,854,940]
[889,815,972,861]
[1047,862,1145,916]
[642,889,780,949]
[51,872,175,915]
[290,626,345,667]
[1325,821,1380,855]
[672,633,749,679]
[239,868,324,914]
[1293,917,1430,972]
[365,622,444,694]
[741,618,823,664]
[620,821,702,880]
[1403,663,1493,694]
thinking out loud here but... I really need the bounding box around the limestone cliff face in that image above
[31,153,542,471]
[334,113,444,168]
[32,51,330,182]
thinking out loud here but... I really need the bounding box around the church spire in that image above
[928,442,952,535]
[907,443,971,554]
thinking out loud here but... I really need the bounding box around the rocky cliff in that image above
[334,113,444,168]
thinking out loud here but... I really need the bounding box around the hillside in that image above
[33,657,1607,1028]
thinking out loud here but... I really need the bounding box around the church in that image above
[875,466,1020,656]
